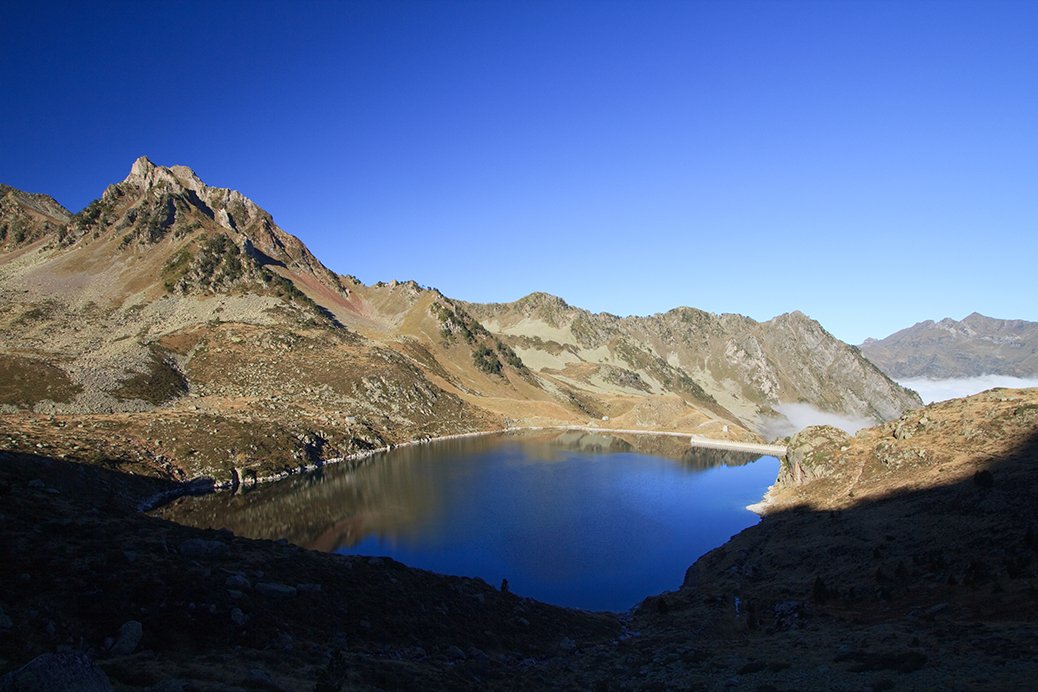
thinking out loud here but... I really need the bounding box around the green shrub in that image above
[473,343,502,375]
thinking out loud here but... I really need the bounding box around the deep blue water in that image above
[162,432,779,612]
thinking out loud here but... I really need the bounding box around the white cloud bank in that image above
[761,377,1038,442]
[897,376,1038,405]
[765,403,877,441]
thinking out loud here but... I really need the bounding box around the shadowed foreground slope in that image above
[2,388,1036,690]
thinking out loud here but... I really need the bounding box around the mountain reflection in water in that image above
[156,431,779,611]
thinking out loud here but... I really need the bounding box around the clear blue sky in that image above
[2,0,1035,345]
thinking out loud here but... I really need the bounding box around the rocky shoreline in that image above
[129,424,785,513]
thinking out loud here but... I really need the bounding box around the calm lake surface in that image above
[159,431,780,611]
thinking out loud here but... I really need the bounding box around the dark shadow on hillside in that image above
[242,243,286,270]
[0,450,182,512]
[651,427,1038,641]
[0,449,622,687]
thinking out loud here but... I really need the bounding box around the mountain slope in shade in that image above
[860,313,1038,379]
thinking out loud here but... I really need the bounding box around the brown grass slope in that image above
[0,159,609,487]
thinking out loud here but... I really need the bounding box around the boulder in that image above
[779,425,851,486]
[108,620,142,656]
[255,582,296,600]
[0,652,114,692]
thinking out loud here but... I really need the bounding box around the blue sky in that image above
[2,0,1035,345]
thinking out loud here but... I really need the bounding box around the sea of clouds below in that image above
[896,375,1038,406]
[763,376,1038,441]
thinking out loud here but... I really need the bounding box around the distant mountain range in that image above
[859,313,1038,379]
[0,158,919,483]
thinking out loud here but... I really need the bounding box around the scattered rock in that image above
[246,668,277,688]
[108,620,143,656]
[230,608,248,626]
[225,574,251,589]
[925,603,948,616]
[255,582,296,600]
[178,538,228,559]
[0,652,114,692]
[780,426,851,486]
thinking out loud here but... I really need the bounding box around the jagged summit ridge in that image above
[110,155,264,236]
[464,293,921,434]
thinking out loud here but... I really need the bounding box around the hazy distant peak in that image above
[860,312,1038,379]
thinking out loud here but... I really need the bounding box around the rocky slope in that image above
[860,312,1038,379]
[463,293,921,436]
[5,155,918,494]
[1,159,1035,689]
[0,184,72,248]
[1,389,1035,690]
[0,158,593,486]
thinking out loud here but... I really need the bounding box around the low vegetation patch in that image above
[473,343,502,375]
[431,301,488,345]
[0,354,82,407]
[113,345,189,405]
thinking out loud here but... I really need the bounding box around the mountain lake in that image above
[157,430,781,612]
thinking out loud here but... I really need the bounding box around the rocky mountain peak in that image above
[860,313,1038,378]
[111,156,262,235]
[121,156,202,195]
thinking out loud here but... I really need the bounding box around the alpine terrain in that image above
[1,157,918,489]
[860,313,1038,380]
[0,159,1036,690]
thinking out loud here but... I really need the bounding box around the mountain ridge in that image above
[859,312,1038,379]
[1,158,919,488]
[462,295,920,436]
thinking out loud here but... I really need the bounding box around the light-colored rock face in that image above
[779,424,852,486]
[462,297,922,436]
[114,156,275,246]
[860,313,1038,379]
